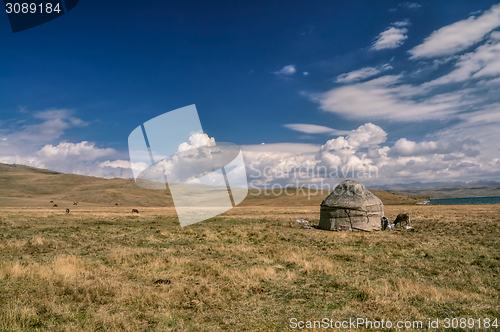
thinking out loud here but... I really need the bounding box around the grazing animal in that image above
[73,201,78,205]
[115,203,119,206]
[154,279,171,285]
[66,208,70,213]
[132,209,139,213]
[50,200,53,203]
[393,213,410,228]
[381,216,389,230]
[53,204,58,207]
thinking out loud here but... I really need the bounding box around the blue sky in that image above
[1,0,500,186]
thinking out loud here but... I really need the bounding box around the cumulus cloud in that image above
[409,4,500,58]
[336,64,392,83]
[0,141,132,178]
[389,138,479,157]
[372,27,408,50]
[273,65,296,75]
[244,119,499,186]
[317,124,387,172]
[177,132,215,152]
[317,123,387,156]
[346,123,387,148]
[243,124,389,187]
[242,143,318,173]
[128,131,226,185]
[0,110,132,178]
[37,141,114,162]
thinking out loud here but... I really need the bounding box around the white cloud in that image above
[69,118,88,127]
[346,123,387,148]
[425,36,500,86]
[37,141,114,162]
[303,72,309,76]
[177,132,215,152]
[133,132,238,185]
[100,160,146,179]
[458,103,500,123]
[372,27,408,50]
[316,75,462,120]
[301,12,500,184]
[283,123,351,135]
[273,65,296,75]
[2,109,87,143]
[7,8,500,187]
[0,110,132,179]
[243,118,500,186]
[409,4,500,59]
[300,6,500,184]
[240,143,319,186]
[317,124,387,170]
[33,109,71,120]
[33,109,89,127]
[389,138,479,157]
[242,143,319,155]
[242,124,389,187]
[0,141,132,178]
[393,19,411,28]
[439,103,500,161]
[336,63,392,83]
[401,2,421,10]
[250,7,500,185]
[98,160,131,169]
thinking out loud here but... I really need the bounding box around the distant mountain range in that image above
[371,181,464,190]
[371,181,500,199]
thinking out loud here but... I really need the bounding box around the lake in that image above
[429,196,500,205]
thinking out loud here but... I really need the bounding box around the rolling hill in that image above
[0,163,427,208]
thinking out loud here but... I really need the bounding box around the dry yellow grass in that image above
[0,204,499,331]
[0,163,498,330]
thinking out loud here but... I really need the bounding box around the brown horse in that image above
[393,213,410,228]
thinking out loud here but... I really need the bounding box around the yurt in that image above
[319,180,383,231]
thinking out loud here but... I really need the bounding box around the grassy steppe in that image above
[1,205,499,331]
